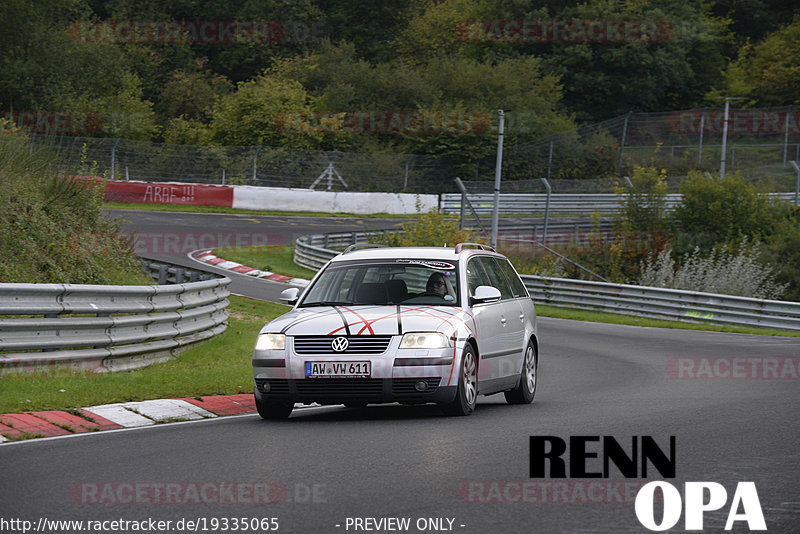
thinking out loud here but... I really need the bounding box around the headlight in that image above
[400,332,450,349]
[255,333,285,351]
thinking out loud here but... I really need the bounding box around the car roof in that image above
[329,245,504,264]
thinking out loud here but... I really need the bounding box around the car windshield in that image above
[300,260,460,307]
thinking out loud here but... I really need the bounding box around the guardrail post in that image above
[175,268,185,284]
[158,265,168,285]
[352,232,358,245]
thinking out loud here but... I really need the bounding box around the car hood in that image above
[263,305,472,337]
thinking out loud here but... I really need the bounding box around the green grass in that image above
[535,304,800,337]
[213,245,317,280]
[0,296,291,414]
[103,201,416,218]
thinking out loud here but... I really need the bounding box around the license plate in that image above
[305,361,371,378]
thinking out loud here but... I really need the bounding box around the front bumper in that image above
[254,377,457,405]
[252,338,460,405]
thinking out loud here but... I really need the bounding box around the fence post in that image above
[540,177,552,248]
[252,145,262,183]
[698,111,705,165]
[403,156,412,191]
[783,109,791,166]
[547,140,554,179]
[222,168,226,185]
[617,111,631,173]
[790,161,799,206]
[110,138,120,180]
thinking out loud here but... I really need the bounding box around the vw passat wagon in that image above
[252,243,538,419]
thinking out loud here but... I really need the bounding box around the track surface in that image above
[2,210,798,533]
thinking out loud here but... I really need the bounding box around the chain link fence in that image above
[18,107,800,194]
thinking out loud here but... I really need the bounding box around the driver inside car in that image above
[426,272,455,301]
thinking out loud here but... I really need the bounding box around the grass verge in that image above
[536,304,800,337]
[213,245,317,280]
[0,296,290,414]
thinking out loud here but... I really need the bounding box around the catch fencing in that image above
[293,231,800,332]
[15,107,800,193]
[0,261,231,373]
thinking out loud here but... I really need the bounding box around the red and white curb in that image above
[0,395,257,442]
[190,250,310,286]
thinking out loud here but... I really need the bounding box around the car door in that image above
[468,257,524,391]
[478,257,527,384]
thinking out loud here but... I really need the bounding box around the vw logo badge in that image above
[331,336,349,352]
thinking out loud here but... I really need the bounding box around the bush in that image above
[673,171,784,251]
[638,238,787,300]
[369,204,480,248]
[762,207,800,301]
[0,133,150,284]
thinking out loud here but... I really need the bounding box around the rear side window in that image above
[478,257,514,300]
[496,258,529,298]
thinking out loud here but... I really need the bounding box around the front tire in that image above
[255,390,294,420]
[505,341,537,405]
[442,344,478,416]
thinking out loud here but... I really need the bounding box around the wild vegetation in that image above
[0,126,148,284]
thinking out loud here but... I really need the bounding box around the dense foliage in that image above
[1,0,797,155]
[0,130,149,284]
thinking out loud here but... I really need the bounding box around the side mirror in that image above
[280,287,300,305]
[470,285,501,306]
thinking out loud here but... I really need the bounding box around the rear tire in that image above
[255,391,294,420]
[442,344,478,416]
[505,341,537,405]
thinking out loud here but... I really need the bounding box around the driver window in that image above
[467,258,491,297]
[478,257,514,300]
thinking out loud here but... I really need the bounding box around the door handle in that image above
[500,316,507,325]
[519,314,525,322]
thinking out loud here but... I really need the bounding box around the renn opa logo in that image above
[529,436,766,531]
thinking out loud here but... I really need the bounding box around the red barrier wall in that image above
[71,177,234,207]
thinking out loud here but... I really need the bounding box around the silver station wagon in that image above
[252,243,538,418]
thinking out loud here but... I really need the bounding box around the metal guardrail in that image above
[294,232,800,332]
[523,276,800,331]
[140,259,218,284]
[441,192,799,215]
[0,265,231,373]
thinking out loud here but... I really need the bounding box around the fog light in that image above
[414,381,428,392]
[261,381,271,393]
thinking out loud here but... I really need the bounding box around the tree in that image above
[210,74,321,148]
[673,171,784,251]
[709,17,800,106]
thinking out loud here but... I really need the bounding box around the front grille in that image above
[293,336,393,355]
[392,378,441,397]
[296,379,384,400]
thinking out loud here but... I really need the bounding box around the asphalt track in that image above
[1,210,799,533]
